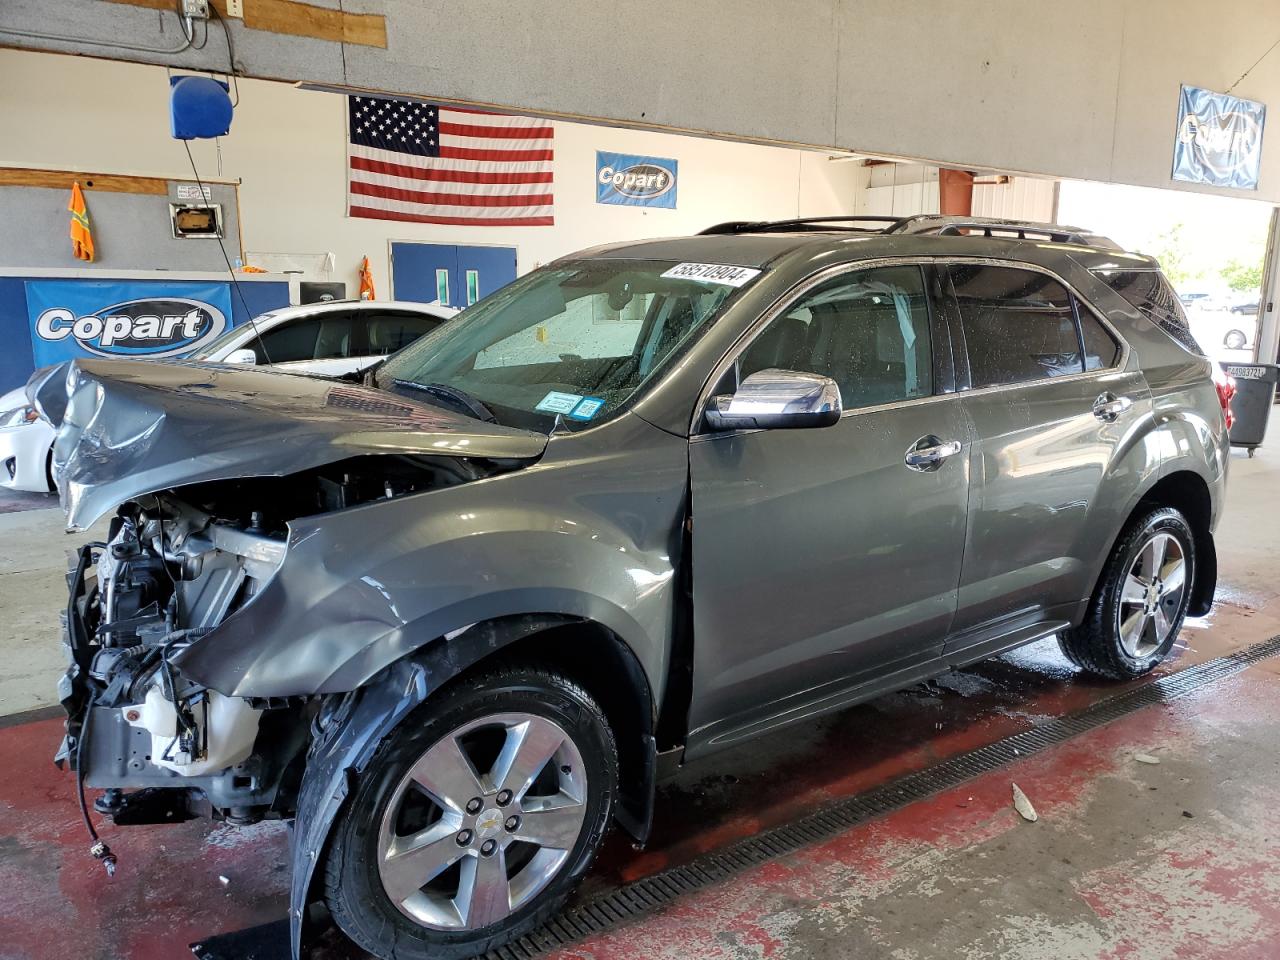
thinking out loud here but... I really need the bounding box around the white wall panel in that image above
[0,50,865,296]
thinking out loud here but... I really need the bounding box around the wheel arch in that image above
[441,615,660,846]
[1113,469,1217,617]
[286,614,660,960]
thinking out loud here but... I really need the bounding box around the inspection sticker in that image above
[568,396,606,421]
[535,391,584,414]
[660,262,762,288]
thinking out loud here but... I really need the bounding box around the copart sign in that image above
[1173,84,1266,190]
[596,151,678,209]
[25,280,233,365]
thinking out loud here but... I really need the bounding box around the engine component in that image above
[125,682,262,776]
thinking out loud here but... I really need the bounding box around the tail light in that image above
[1212,366,1236,430]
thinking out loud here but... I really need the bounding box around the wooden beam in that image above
[107,0,388,48]
[0,167,169,195]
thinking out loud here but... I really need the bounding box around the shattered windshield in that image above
[375,259,759,430]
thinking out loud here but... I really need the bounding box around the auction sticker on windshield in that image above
[568,396,605,421]
[660,263,761,287]
[535,391,584,414]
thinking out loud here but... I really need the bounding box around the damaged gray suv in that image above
[35,216,1229,959]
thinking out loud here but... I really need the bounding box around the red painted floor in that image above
[0,622,1270,960]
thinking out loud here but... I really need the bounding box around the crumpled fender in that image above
[289,656,430,959]
[287,616,593,958]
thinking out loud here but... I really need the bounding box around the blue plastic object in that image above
[169,75,233,140]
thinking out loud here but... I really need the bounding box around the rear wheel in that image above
[1060,507,1195,679]
[323,665,617,960]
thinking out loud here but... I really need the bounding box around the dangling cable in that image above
[181,140,273,364]
[76,698,117,877]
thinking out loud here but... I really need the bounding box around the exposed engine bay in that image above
[58,453,523,827]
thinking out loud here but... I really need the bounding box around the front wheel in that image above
[323,665,617,960]
[1060,507,1195,680]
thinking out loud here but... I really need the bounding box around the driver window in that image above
[738,264,933,408]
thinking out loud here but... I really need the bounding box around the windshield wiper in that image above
[392,379,499,424]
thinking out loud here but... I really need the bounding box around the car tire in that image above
[322,664,617,960]
[1224,329,1248,350]
[1059,507,1196,680]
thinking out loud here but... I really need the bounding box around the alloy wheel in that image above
[376,712,588,931]
[1116,532,1188,658]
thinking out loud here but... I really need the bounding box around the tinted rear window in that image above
[1094,270,1204,355]
[950,265,1082,387]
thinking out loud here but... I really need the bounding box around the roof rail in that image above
[698,216,902,236]
[886,215,1121,250]
[698,214,1121,251]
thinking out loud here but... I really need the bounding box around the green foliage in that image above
[1145,223,1202,289]
[1221,257,1265,294]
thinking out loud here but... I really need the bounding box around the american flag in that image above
[347,95,554,226]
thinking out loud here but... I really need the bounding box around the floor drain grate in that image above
[479,634,1280,960]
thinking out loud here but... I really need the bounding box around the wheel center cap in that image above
[475,807,504,837]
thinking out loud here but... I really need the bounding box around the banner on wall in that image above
[1173,84,1266,190]
[596,151,678,208]
[25,280,233,366]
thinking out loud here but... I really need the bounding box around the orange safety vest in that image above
[69,181,94,262]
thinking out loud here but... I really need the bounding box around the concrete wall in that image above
[0,49,866,296]
[0,181,243,273]
[1,1,1278,201]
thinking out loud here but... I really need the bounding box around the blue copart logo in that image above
[35,298,228,359]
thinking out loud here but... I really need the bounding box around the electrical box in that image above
[180,0,210,18]
[170,203,224,239]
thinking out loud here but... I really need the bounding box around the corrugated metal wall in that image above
[971,176,1058,221]
[858,163,1058,222]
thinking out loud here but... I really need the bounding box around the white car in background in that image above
[0,391,54,493]
[0,299,456,493]
[188,298,458,374]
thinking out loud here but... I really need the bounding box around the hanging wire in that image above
[181,141,274,364]
[1226,35,1280,94]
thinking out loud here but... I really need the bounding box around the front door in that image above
[686,263,973,757]
[941,262,1150,649]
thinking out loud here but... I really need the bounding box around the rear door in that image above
[687,262,974,755]
[942,262,1149,653]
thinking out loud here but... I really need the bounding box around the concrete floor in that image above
[1,446,1278,959]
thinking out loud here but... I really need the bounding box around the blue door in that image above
[391,242,517,308]
[456,245,518,306]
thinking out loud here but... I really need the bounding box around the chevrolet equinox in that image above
[33,215,1229,960]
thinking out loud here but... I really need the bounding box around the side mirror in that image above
[224,348,258,365]
[705,368,842,431]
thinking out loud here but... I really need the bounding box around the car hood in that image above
[28,358,548,530]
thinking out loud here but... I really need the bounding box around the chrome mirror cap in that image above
[705,368,842,431]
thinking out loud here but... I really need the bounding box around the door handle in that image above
[904,436,962,472]
[1092,393,1132,422]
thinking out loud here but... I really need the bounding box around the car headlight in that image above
[0,405,39,428]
